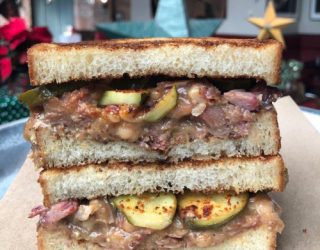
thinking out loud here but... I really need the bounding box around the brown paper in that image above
[0,96,319,249]
[272,97,320,249]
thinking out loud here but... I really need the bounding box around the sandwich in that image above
[22,37,286,249]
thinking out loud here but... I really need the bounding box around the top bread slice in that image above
[27,38,282,86]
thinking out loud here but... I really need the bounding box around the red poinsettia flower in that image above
[0,45,8,56]
[0,57,12,82]
[28,27,52,43]
[0,18,53,83]
[9,30,29,50]
[0,18,27,42]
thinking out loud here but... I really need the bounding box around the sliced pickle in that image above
[113,193,177,230]
[19,83,83,108]
[142,85,177,122]
[99,90,147,106]
[178,192,248,229]
[19,87,54,108]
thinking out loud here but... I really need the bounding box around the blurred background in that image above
[0,0,319,123]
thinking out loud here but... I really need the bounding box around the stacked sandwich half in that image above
[23,38,287,250]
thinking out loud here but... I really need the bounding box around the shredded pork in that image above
[29,201,78,226]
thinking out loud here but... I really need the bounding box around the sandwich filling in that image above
[30,193,283,249]
[22,80,281,152]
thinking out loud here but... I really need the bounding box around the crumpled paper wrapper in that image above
[0,96,319,249]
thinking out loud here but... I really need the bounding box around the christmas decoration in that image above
[280,59,305,104]
[0,17,52,83]
[248,1,295,46]
[0,17,52,124]
[97,0,222,38]
[281,60,303,86]
[0,87,29,125]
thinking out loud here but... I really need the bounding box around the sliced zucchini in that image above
[113,193,177,230]
[99,90,146,106]
[142,85,177,122]
[178,192,248,229]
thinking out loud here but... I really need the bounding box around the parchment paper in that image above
[0,96,319,249]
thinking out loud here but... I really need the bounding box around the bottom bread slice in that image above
[37,225,277,250]
[39,155,286,206]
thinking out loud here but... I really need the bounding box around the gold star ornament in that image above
[248,1,295,46]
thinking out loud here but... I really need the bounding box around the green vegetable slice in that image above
[113,193,177,230]
[19,87,54,108]
[19,83,83,108]
[142,85,177,122]
[179,192,249,229]
[99,90,147,106]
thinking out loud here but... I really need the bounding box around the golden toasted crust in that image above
[277,155,287,192]
[274,42,282,87]
[29,37,281,56]
[39,155,287,206]
[273,108,281,150]
[28,37,283,85]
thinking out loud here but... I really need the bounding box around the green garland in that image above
[0,87,29,125]
[280,59,303,89]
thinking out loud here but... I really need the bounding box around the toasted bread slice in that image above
[28,38,282,86]
[37,224,278,250]
[28,110,280,168]
[39,155,286,206]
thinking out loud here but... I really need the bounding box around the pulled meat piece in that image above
[28,205,48,218]
[165,218,189,239]
[251,82,282,108]
[74,199,114,222]
[191,103,207,117]
[200,104,254,138]
[200,106,226,129]
[156,237,184,249]
[69,209,152,249]
[43,88,100,128]
[103,227,152,249]
[139,120,174,151]
[29,201,79,227]
[224,90,259,111]
[248,194,284,233]
[186,231,217,248]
